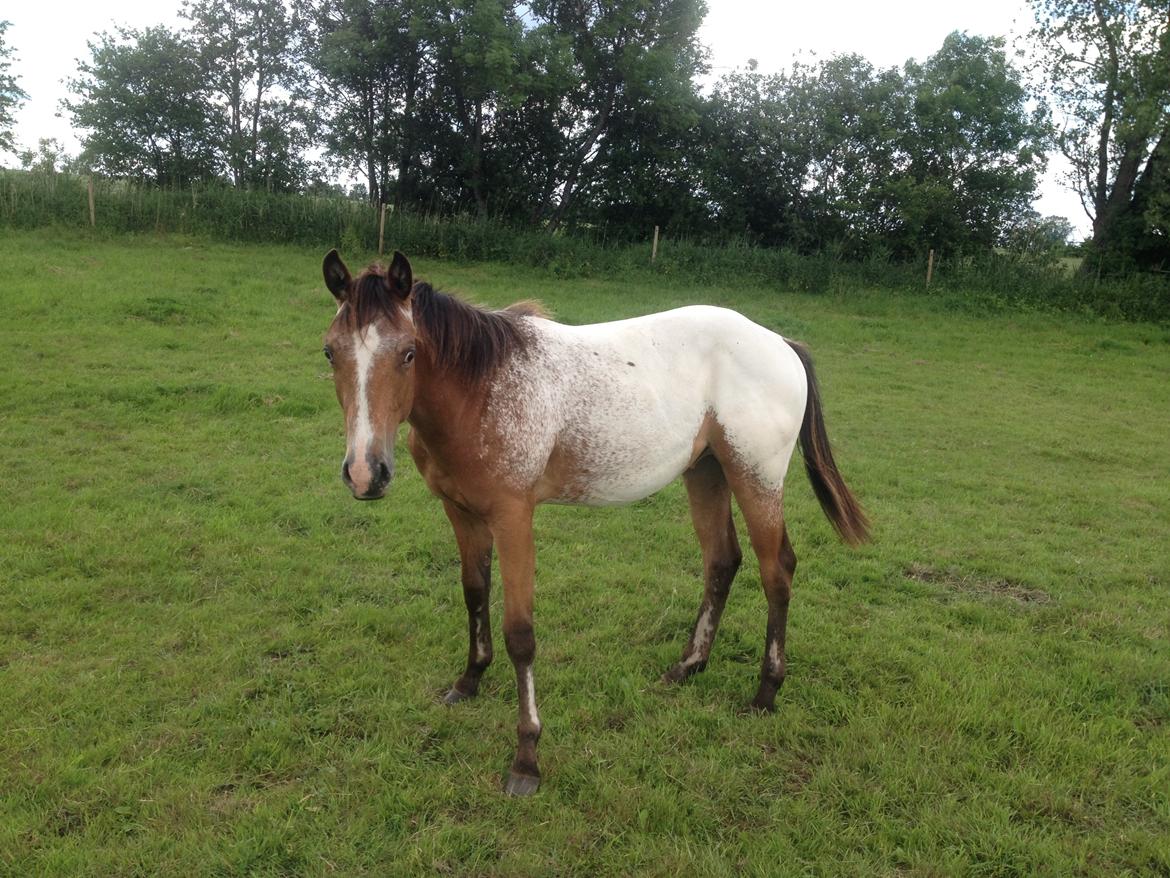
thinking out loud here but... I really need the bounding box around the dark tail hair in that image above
[785,340,870,546]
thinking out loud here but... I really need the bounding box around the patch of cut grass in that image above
[904,564,1052,604]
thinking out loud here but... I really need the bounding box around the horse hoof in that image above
[661,665,685,685]
[441,687,473,706]
[661,661,703,685]
[746,697,776,714]
[503,771,541,796]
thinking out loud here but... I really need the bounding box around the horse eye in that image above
[403,349,415,366]
[323,347,333,363]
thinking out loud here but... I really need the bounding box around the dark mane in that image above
[343,265,538,387]
[344,268,400,331]
[413,282,538,386]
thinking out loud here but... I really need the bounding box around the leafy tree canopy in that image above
[1030,0,1170,269]
[0,20,29,156]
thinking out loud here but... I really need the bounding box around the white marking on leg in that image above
[768,639,781,670]
[684,606,715,666]
[523,666,540,732]
[474,617,490,663]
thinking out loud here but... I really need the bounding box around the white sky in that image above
[3,0,1088,234]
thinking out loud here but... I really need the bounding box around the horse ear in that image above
[323,249,351,301]
[387,250,413,300]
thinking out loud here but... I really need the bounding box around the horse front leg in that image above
[491,504,541,796]
[441,500,494,704]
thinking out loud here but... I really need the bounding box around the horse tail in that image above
[785,339,871,546]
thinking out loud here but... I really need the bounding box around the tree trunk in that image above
[547,106,610,232]
[471,100,486,216]
[364,82,379,206]
[1092,141,1144,249]
[395,51,420,212]
[249,10,269,187]
[1091,0,1121,219]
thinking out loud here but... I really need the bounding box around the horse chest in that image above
[407,429,478,510]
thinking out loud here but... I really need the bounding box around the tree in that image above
[183,0,308,190]
[700,35,1046,256]
[298,0,707,226]
[0,20,28,156]
[299,0,429,205]
[523,0,709,230]
[1002,211,1076,254]
[1147,184,1170,240]
[425,0,530,216]
[65,10,312,191]
[65,26,220,186]
[1030,0,1170,268]
[780,54,911,253]
[895,32,1049,255]
[577,73,708,237]
[477,17,579,220]
[555,0,710,235]
[699,62,819,247]
[17,138,79,175]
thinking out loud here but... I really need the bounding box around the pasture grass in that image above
[1,229,1168,876]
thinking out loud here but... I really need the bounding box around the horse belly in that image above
[565,430,698,506]
[548,372,707,506]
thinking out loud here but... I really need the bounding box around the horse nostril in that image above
[377,460,391,484]
[341,460,352,485]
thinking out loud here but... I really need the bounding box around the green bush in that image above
[2,169,1167,322]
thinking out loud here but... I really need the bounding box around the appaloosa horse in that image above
[320,250,869,795]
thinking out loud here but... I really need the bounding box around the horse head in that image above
[321,249,417,500]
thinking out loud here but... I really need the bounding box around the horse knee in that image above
[504,624,535,665]
[769,577,792,607]
[461,552,491,595]
[779,539,796,578]
[708,551,742,594]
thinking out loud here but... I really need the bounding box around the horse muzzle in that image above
[342,452,393,500]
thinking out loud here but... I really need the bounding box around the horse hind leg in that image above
[663,455,742,684]
[731,483,797,712]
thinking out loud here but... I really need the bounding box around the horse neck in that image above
[406,345,485,445]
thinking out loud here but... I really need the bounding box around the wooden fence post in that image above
[87,176,96,228]
[378,203,387,256]
[926,248,935,287]
[651,225,659,262]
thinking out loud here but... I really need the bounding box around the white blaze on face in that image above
[351,323,383,458]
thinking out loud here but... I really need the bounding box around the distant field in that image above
[1,230,1168,876]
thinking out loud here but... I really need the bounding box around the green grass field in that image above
[2,229,1168,876]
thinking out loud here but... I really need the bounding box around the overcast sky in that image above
[3,0,1087,233]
